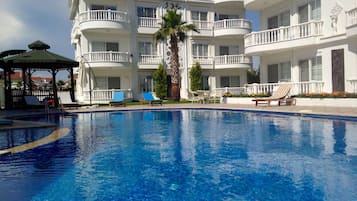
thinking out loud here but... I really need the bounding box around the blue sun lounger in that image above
[109,91,126,106]
[142,92,162,106]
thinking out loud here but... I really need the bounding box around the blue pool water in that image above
[0,110,356,201]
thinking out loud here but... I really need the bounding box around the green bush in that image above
[189,62,202,91]
[153,64,167,99]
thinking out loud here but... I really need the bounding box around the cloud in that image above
[0,11,26,48]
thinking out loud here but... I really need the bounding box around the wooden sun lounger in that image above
[252,84,295,106]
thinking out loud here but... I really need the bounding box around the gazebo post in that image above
[4,68,13,109]
[51,68,59,108]
[22,68,27,95]
[69,67,76,102]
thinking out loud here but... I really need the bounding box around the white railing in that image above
[79,10,128,23]
[346,8,357,27]
[214,19,251,30]
[191,20,213,30]
[80,89,133,103]
[83,52,130,63]
[245,21,323,47]
[192,56,213,65]
[214,55,252,65]
[138,17,160,28]
[213,81,324,97]
[139,55,162,64]
[244,81,324,96]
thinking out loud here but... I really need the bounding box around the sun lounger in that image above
[109,91,126,107]
[142,92,162,106]
[252,84,295,106]
[24,96,47,109]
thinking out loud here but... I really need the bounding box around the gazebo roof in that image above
[3,40,78,69]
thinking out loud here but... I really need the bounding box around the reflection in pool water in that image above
[0,110,356,201]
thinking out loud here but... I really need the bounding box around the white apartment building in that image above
[69,0,252,102]
[245,0,357,94]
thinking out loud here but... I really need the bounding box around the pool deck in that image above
[2,103,357,118]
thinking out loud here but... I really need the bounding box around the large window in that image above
[192,44,208,57]
[268,10,290,29]
[268,62,291,83]
[191,11,208,21]
[219,46,239,56]
[138,42,157,56]
[95,77,120,89]
[202,76,209,90]
[137,7,156,18]
[92,42,119,52]
[220,76,240,87]
[298,0,321,23]
[299,56,322,81]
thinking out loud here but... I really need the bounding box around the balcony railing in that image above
[214,55,252,65]
[214,19,251,30]
[245,21,323,47]
[79,10,128,23]
[139,55,162,64]
[191,20,213,30]
[214,81,325,97]
[192,56,213,65]
[138,17,160,28]
[83,52,130,63]
[347,8,357,27]
[79,89,133,103]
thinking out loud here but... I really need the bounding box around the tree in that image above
[153,64,167,99]
[153,5,198,101]
[189,62,202,91]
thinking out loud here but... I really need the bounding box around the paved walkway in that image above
[1,103,357,118]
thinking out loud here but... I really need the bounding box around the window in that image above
[92,42,118,52]
[108,77,120,89]
[299,56,322,81]
[137,7,156,18]
[140,76,153,92]
[299,0,321,23]
[219,46,229,56]
[220,76,240,87]
[202,76,209,90]
[219,46,239,55]
[138,42,157,56]
[268,10,290,29]
[192,44,208,57]
[310,0,321,20]
[311,56,322,81]
[268,62,291,83]
[217,14,239,20]
[191,11,208,21]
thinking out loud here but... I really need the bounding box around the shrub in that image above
[189,62,202,91]
[153,64,167,99]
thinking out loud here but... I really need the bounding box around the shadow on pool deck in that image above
[0,120,57,131]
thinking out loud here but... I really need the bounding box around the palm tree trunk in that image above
[170,35,180,101]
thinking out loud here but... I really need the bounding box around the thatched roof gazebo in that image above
[1,40,79,109]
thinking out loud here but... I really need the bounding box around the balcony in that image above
[190,20,214,37]
[214,19,251,37]
[137,17,160,34]
[82,51,130,68]
[138,55,163,69]
[78,10,129,33]
[245,21,323,55]
[346,8,357,38]
[192,56,213,69]
[214,55,251,69]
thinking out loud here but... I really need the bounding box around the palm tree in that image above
[154,6,198,101]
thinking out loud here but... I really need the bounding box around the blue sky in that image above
[0,1,260,78]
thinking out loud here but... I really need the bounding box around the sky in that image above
[0,1,260,78]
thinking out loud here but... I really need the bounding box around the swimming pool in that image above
[0,109,356,200]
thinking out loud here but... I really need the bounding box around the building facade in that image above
[69,0,252,102]
[245,0,357,94]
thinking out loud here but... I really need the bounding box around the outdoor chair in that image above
[252,84,296,106]
[141,92,162,106]
[24,96,47,109]
[109,91,126,107]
